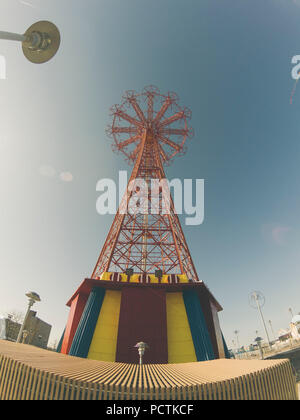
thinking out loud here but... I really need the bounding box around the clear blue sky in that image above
[1,0,300,348]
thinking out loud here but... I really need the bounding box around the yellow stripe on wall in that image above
[166,292,197,363]
[88,290,121,362]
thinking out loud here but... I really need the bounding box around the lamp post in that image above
[22,330,29,344]
[268,320,276,342]
[0,21,60,63]
[233,330,240,358]
[16,292,41,343]
[125,268,134,282]
[234,330,240,349]
[134,342,149,366]
[155,270,163,282]
[249,291,272,349]
[255,337,264,360]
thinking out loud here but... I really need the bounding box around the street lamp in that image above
[125,268,134,281]
[0,21,60,63]
[22,330,29,344]
[155,270,163,282]
[268,320,276,342]
[249,291,272,348]
[254,336,264,360]
[16,291,41,343]
[234,330,240,349]
[134,342,149,366]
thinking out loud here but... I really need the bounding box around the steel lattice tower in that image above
[92,86,198,281]
[60,87,227,365]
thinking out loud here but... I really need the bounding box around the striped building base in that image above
[0,340,297,400]
[59,273,228,364]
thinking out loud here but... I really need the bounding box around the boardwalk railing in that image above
[0,340,297,400]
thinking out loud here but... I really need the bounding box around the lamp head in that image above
[125,268,134,279]
[134,342,149,352]
[22,21,60,63]
[26,291,41,302]
[155,270,163,280]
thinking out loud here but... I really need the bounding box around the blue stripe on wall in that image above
[183,290,215,361]
[69,287,106,358]
[222,334,231,359]
[56,328,65,353]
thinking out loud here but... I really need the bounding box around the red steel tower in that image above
[92,86,198,281]
[59,87,228,364]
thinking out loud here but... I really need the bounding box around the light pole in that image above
[16,292,41,343]
[249,291,272,348]
[234,330,240,357]
[0,21,60,63]
[268,320,276,342]
[22,330,29,344]
[255,337,264,360]
[289,307,294,319]
[231,339,238,358]
[234,330,240,349]
[134,342,149,366]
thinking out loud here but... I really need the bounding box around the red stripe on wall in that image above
[61,293,88,354]
[116,287,168,364]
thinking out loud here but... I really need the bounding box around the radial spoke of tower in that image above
[117,135,141,150]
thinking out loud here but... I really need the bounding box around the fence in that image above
[0,340,297,400]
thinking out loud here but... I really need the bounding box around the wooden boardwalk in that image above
[0,340,297,400]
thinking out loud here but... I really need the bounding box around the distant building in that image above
[277,329,291,342]
[0,317,20,342]
[289,315,300,340]
[0,311,51,349]
[291,314,300,325]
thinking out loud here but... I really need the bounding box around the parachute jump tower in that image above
[60,86,229,364]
